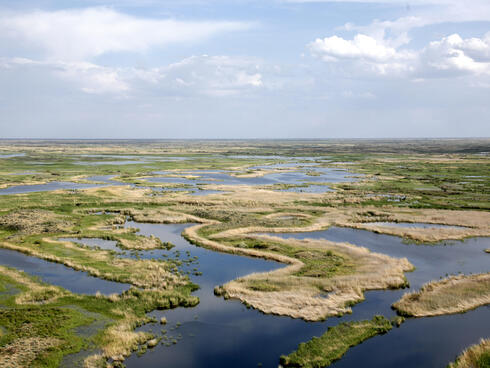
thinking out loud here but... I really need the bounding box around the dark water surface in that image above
[0,155,487,366]
[265,227,490,289]
[331,307,490,368]
[123,222,490,368]
[0,248,130,295]
[0,214,487,366]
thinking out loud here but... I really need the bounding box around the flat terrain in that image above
[393,273,490,317]
[0,139,488,367]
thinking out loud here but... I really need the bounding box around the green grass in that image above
[348,156,490,210]
[0,267,198,367]
[476,352,490,368]
[247,280,285,292]
[448,339,490,368]
[279,316,396,368]
[220,236,355,279]
[0,270,93,367]
[0,307,92,368]
[0,143,488,367]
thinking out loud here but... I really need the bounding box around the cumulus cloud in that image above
[0,7,251,61]
[309,34,414,63]
[419,34,490,77]
[309,32,490,79]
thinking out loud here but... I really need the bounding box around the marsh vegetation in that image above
[0,139,488,367]
[393,273,490,317]
[279,316,397,368]
[448,339,490,368]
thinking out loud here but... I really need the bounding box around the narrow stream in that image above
[0,248,130,295]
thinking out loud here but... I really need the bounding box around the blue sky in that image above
[0,0,489,138]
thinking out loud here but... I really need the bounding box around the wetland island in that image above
[0,139,488,368]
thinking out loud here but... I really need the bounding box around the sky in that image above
[0,0,489,138]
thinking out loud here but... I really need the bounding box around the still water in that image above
[122,223,489,368]
[0,248,130,295]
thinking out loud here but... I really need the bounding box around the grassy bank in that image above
[0,141,489,367]
[210,233,412,321]
[448,339,490,368]
[393,273,490,317]
[279,316,398,368]
[0,266,198,367]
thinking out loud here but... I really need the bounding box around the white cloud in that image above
[0,58,129,94]
[57,62,130,94]
[159,55,264,96]
[333,0,490,54]
[309,34,416,75]
[309,34,413,63]
[418,34,490,77]
[309,32,490,80]
[0,7,251,61]
[0,54,265,96]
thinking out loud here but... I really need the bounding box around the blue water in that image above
[0,176,222,197]
[0,248,130,295]
[0,153,25,158]
[0,153,487,367]
[122,222,490,368]
[0,181,106,195]
[2,217,488,367]
[263,227,490,290]
[365,222,466,229]
[147,166,358,194]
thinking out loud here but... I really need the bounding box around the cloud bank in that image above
[309,33,490,78]
[0,55,265,96]
[0,7,251,61]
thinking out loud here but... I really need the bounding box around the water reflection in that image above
[124,222,489,368]
[0,248,130,295]
[264,227,490,290]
